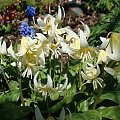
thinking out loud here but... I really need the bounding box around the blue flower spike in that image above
[19,21,35,39]
[26,5,36,18]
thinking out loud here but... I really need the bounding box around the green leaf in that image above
[50,91,59,101]
[116,72,120,83]
[100,91,120,104]
[0,103,33,120]
[0,90,20,103]
[77,100,89,112]
[69,63,79,76]
[99,106,120,120]
[65,110,102,120]
[47,116,55,120]
[35,106,45,120]
[49,84,77,113]
[49,100,65,114]
[8,80,19,90]
[64,84,77,104]
[58,107,65,120]
[106,0,114,11]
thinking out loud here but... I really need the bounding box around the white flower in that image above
[81,63,103,90]
[63,27,80,49]
[106,33,120,61]
[34,5,65,36]
[16,34,49,78]
[30,72,68,100]
[16,36,37,56]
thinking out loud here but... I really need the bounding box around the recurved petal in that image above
[96,65,100,76]
[59,74,68,91]
[60,42,76,54]
[7,43,16,58]
[81,71,89,81]
[99,37,109,49]
[46,75,53,89]
[104,67,117,76]
[81,21,90,38]
[34,71,40,87]
[79,28,89,48]
[36,33,47,42]
[0,41,7,54]
[37,17,45,27]
[97,50,108,64]
[56,5,62,22]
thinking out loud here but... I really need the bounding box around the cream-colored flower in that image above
[35,5,64,36]
[16,34,49,78]
[30,72,68,100]
[16,36,37,56]
[81,63,103,90]
[74,47,97,62]
[61,22,96,61]
[106,33,120,61]
[62,27,80,49]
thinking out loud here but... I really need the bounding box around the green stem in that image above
[18,77,25,106]
[79,61,83,89]
[3,72,10,89]
[16,62,25,106]
[49,54,52,77]
[92,87,103,109]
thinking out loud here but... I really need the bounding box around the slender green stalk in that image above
[48,52,52,77]
[18,77,25,106]
[16,62,25,106]
[79,61,83,89]
[92,87,103,109]
[3,72,10,88]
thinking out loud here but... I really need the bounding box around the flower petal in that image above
[46,75,53,89]
[104,67,116,76]
[0,41,7,54]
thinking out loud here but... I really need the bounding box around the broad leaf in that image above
[50,84,76,113]
[65,110,102,120]
[100,91,120,104]
[8,80,19,90]
[99,106,120,120]
[35,106,45,120]
[0,103,33,120]
[58,107,65,120]
[50,91,59,101]
[0,89,20,103]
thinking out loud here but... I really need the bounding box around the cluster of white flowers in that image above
[1,5,120,98]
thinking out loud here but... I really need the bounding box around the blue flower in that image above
[19,21,35,39]
[26,5,36,18]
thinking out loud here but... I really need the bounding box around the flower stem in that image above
[18,78,25,106]
[92,86,103,109]
[49,53,52,77]
[79,61,83,89]
[16,62,25,106]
